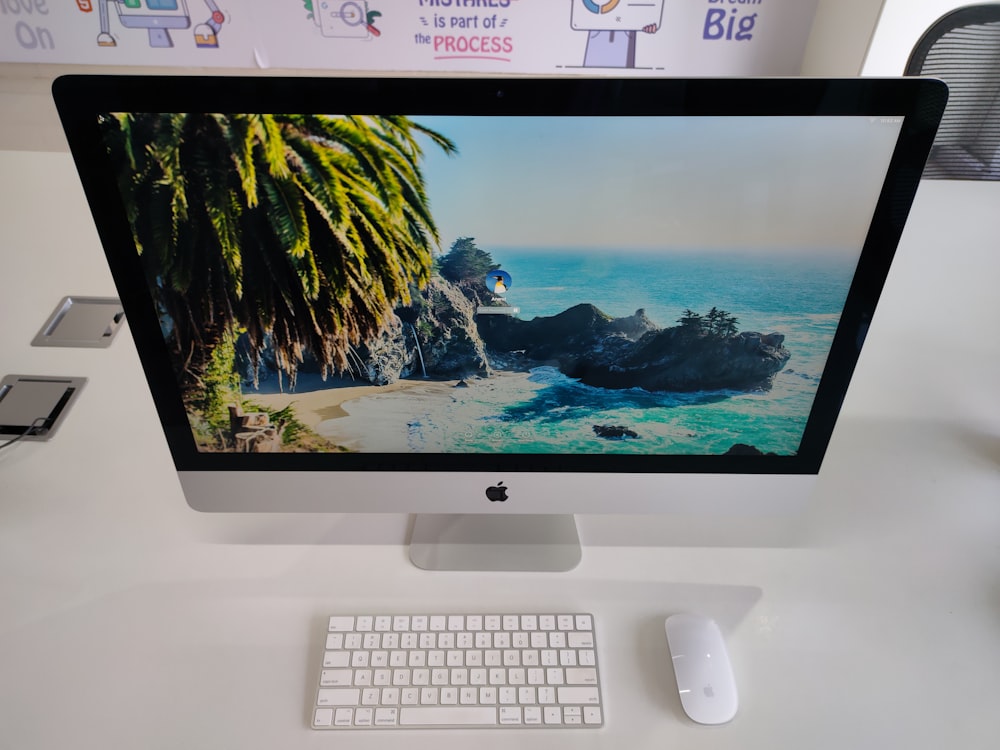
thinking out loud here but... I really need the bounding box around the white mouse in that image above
[664,613,738,725]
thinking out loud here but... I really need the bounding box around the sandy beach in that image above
[245,370,543,453]
[247,375,463,431]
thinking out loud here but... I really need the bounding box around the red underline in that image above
[433,55,512,62]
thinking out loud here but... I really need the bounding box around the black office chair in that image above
[905,4,1000,180]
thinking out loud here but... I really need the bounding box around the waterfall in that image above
[408,323,428,378]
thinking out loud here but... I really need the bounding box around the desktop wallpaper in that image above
[99,112,902,455]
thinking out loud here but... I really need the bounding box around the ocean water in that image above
[319,249,857,456]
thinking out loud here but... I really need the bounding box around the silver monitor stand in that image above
[409,514,582,572]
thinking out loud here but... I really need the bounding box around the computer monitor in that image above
[53,75,946,570]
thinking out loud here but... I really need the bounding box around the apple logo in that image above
[486,481,508,502]
[703,685,715,699]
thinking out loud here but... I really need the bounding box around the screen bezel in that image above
[52,75,947,478]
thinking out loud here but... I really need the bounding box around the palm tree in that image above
[101,112,455,395]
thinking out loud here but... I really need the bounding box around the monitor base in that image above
[409,514,582,572]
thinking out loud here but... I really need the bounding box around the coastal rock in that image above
[580,326,790,392]
[394,277,492,380]
[478,304,654,357]
[478,303,789,393]
[359,316,410,386]
[593,424,639,440]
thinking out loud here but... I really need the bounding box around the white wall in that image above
[801,0,886,75]
[862,0,979,75]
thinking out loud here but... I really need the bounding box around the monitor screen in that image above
[53,76,945,568]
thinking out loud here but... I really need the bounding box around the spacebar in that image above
[399,707,498,726]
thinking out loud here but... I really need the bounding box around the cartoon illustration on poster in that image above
[75,0,225,49]
[303,0,382,40]
[570,0,663,68]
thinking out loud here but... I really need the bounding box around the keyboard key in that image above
[320,669,353,686]
[323,651,349,668]
[557,687,601,705]
[399,707,498,726]
[328,617,354,632]
[566,667,599,685]
[499,706,522,724]
[317,688,361,706]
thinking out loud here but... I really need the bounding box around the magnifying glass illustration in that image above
[337,1,365,26]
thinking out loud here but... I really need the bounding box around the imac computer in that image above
[53,75,946,571]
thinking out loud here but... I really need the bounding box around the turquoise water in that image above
[320,249,858,456]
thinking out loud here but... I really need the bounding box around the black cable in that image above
[0,417,49,452]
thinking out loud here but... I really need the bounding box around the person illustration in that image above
[583,23,659,68]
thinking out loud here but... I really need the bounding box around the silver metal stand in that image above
[409,514,582,572]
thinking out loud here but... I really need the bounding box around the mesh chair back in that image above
[905,5,1000,180]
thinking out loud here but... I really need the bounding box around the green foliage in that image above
[438,237,499,283]
[677,309,704,334]
[243,401,307,446]
[678,307,740,338]
[191,329,242,431]
[705,307,739,338]
[101,112,456,395]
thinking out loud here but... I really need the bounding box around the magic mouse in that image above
[664,614,738,725]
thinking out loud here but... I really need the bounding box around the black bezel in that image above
[52,75,947,476]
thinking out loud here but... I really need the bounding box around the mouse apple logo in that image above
[486,481,508,502]
[703,684,715,698]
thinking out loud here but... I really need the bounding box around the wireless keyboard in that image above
[311,613,604,729]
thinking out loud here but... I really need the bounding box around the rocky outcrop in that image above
[239,276,492,389]
[240,281,788,394]
[477,304,655,357]
[478,303,789,393]
[403,277,492,378]
[593,425,639,440]
[358,316,410,386]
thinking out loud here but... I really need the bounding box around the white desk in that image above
[1,149,998,749]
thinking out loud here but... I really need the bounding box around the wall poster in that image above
[1,1,820,75]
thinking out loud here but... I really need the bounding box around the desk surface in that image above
[1,149,999,750]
